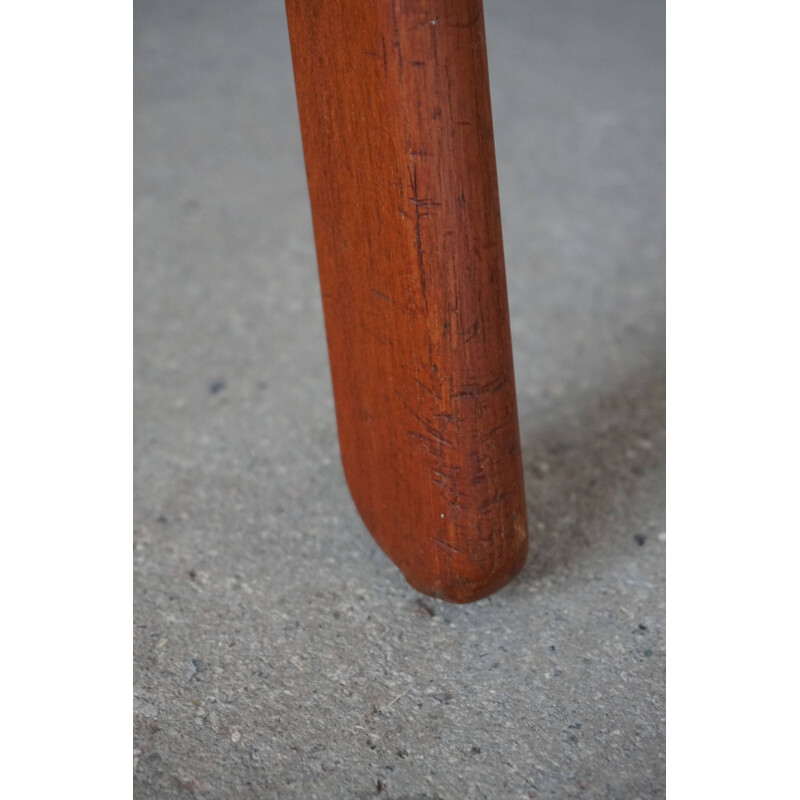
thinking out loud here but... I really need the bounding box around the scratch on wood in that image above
[452,374,507,399]
[448,8,483,29]
[413,377,442,401]
[479,423,506,442]
[458,320,480,342]
[432,537,461,555]
[431,462,464,511]
[370,288,416,317]
[409,164,427,306]
[371,288,392,302]
[409,410,453,446]
[407,430,444,458]
[391,1,403,74]
[469,449,487,485]
[478,492,510,515]
[430,16,439,65]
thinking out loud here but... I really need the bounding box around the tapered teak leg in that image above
[285,0,528,603]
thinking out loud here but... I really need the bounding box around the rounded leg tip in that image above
[403,531,529,604]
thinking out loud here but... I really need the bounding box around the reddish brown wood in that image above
[285,0,528,602]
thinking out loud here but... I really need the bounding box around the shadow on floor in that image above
[516,357,666,583]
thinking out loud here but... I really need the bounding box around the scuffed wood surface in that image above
[286,0,528,602]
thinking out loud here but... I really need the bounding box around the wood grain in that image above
[285,0,528,602]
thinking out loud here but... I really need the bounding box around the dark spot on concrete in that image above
[177,775,198,792]
[377,779,387,792]
[188,569,197,580]
[530,462,550,479]
[396,748,408,758]
[415,599,435,617]
[188,658,205,681]
[156,515,168,525]
[634,534,647,546]
[548,439,573,455]
[568,723,582,729]
[549,645,556,652]
[209,379,226,395]
[471,745,481,754]
[643,649,653,657]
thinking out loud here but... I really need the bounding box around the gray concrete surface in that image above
[133,1,665,797]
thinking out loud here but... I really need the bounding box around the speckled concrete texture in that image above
[133,1,665,797]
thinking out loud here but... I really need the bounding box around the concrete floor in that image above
[133,1,665,797]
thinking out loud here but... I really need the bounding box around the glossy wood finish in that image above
[285,0,528,602]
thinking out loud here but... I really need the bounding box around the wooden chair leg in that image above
[285,0,528,603]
